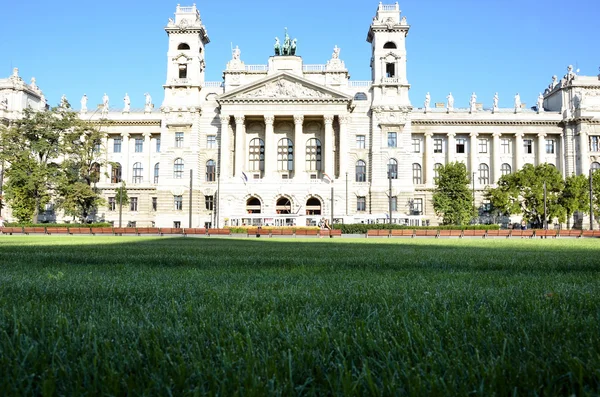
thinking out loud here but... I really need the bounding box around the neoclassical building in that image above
[1,3,599,227]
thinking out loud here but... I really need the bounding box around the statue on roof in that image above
[274,28,297,56]
[274,37,281,56]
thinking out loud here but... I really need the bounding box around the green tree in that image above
[559,174,589,229]
[432,162,474,225]
[115,182,129,207]
[592,169,600,224]
[486,163,565,228]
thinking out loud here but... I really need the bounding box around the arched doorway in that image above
[306,197,322,215]
[246,197,261,214]
[276,197,292,214]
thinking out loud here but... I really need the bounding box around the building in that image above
[1,3,600,227]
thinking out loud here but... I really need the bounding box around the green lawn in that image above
[0,237,599,396]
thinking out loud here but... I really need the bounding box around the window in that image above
[385,63,395,78]
[152,197,157,211]
[246,197,262,214]
[357,196,366,212]
[383,42,397,49]
[108,197,116,211]
[113,137,122,153]
[590,136,600,152]
[306,138,322,171]
[205,195,214,211]
[156,138,161,153]
[153,163,159,184]
[93,140,101,154]
[174,158,184,179]
[501,139,511,154]
[388,158,398,179]
[456,138,466,154]
[354,92,368,100]
[175,132,184,148]
[111,163,122,183]
[434,139,443,153]
[174,221,181,228]
[135,138,143,153]
[434,163,443,179]
[524,139,533,154]
[387,132,397,148]
[545,139,555,154]
[390,196,397,212]
[356,135,366,149]
[174,195,183,211]
[478,163,490,185]
[413,198,423,215]
[206,160,216,181]
[132,162,143,184]
[207,135,216,149]
[277,138,294,171]
[130,197,138,212]
[249,138,265,172]
[356,160,366,182]
[276,198,292,214]
[501,163,512,176]
[412,138,421,153]
[177,43,190,50]
[478,139,488,153]
[179,64,187,79]
[412,163,422,184]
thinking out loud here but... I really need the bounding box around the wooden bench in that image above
[319,229,342,237]
[23,227,47,235]
[510,229,534,238]
[535,229,557,238]
[45,227,69,235]
[160,228,184,236]
[247,228,271,237]
[485,229,511,238]
[183,228,206,236]
[438,229,463,238]
[390,229,414,238]
[581,230,600,238]
[137,227,160,235]
[207,228,231,236]
[295,229,319,236]
[1,227,24,235]
[91,227,114,235]
[69,227,92,235]
[461,229,487,238]
[366,229,390,238]
[413,229,439,238]
[558,229,582,238]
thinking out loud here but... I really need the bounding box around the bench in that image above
[557,229,582,238]
[319,229,342,237]
[160,228,184,236]
[112,227,137,235]
[91,227,114,235]
[485,229,511,238]
[69,227,92,235]
[581,230,600,238]
[413,229,439,238]
[366,229,390,238]
[269,229,294,236]
[137,227,161,235]
[23,227,47,235]
[1,227,24,235]
[207,228,231,236]
[183,228,206,236]
[535,229,557,238]
[295,229,319,236]
[438,229,463,238]
[45,227,69,235]
[510,229,534,238]
[461,230,487,238]
[390,229,415,238]
[247,228,271,237]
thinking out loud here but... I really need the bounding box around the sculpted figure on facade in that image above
[144,93,152,112]
[11,68,18,79]
[446,92,454,112]
[30,77,38,91]
[332,45,340,59]
[469,92,477,113]
[537,93,544,113]
[424,92,430,112]
[232,45,241,60]
[123,93,131,113]
[102,93,109,115]
[0,97,7,110]
[80,94,88,113]
[60,94,69,109]
[564,65,577,83]
[274,37,281,55]
[492,92,499,112]
[514,93,521,113]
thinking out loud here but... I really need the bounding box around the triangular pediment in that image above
[217,72,352,103]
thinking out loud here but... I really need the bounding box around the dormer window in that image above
[386,63,395,78]
[179,64,187,79]
[178,43,190,50]
[383,42,397,49]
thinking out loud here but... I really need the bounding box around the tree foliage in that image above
[432,162,474,225]
[114,182,129,207]
[559,174,589,228]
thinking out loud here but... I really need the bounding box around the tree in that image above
[486,164,565,228]
[592,169,600,224]
[432,162,474,225]
[559,174,589,229]
[115,182,129,207]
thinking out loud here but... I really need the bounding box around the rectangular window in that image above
[173,221,181,228]
[130,197,138,212]
[356,135,365,149]
[108,197,116,211]
[113,138,122,153]
[156,138,161,153]
[501,139,511,154]
[152,197,157,211]
[524,139,533,154]
[390,196,397,212]
[434,139,443,153]
[590,136,600,152]
[413,198,423,215]
[545,139,555,154]
[357,196,366,212]
[205,195,214,211]
[207,135,216,149]
[175,132,184,148]
[387,132,397,148]
[93,140,101,154]
[456,138,466,154]
[174,195,183,211]
[135,138,143,153]
[412,138,421,153]
[478,139,488,153]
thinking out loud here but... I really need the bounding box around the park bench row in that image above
[365,229,600,238]
[0,227,231,236]
[246,229,342,237]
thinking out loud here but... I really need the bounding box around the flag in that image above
[241,171,248,185]
[323,173,333,184]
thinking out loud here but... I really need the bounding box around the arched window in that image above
[306,197,322,215]
[277,138,294,171]
[501,163,512,176]
[206,160,216,182]
[276,197,292,214]
[246,197,261,214]
[356,160,366,182]
[306,138,322,171]
[174,158,184,179]
[478,163,490,185]
[383,42,397,49]
[90,162,100,183]
[434,163,443,179]
[111,163,122,183]
[354,92,368,100]
[591,162,600,172]
[388,158,398,179]
[179,64,187,79]
[412,163,422,184]
[177,43,190,50]
[153,163,159,184]
[249,138,265,172]
[132,162,143,184]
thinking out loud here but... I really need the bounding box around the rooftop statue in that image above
[274,28,297,56]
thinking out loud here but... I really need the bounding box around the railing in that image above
[303,64,326,72]
[245,65,269,72]
[382,77,400,84]
[203,81,223,88]
[172,78,189,85]
[349,81,372,87]
[177,6,196,13]
[380,3,399,11]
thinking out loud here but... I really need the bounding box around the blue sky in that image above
[1,0,597,109]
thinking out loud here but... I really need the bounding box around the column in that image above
[264,115,275,178]
[446,132,456,164]
[469,132,478,184]
[293,114,304,178]
[492,132,501,183]
[579,129,589,174]
[338,115,349,177]
[537,132,547,166]
[234,115,246,177]
[121,133,130,183]
[514,132,523,171]
[143,132,152,183]
[424,132,433,185]
[219,115,230,178]
[324,115,334,178]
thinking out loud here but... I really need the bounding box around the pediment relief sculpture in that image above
[238,78,333,99]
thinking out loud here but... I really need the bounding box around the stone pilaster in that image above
[469,132,478,182]
[492,132,501,183]
[447,132,456,164]
[234,115,246,177]
[537,132,547,166]
[424,132,433,185]
[338,114,350,177]
[514,132,524,171]
[324,115,334,178]
[219,115,230,178]
[121,133,130,183]
[293,114,304,178]
[264,115,275,178]
[579,130,589,174]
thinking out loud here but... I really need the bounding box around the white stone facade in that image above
[2,3,600,227]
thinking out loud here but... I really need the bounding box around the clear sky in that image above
[1,0,597,110]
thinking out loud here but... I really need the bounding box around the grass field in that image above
[0,236,599,396]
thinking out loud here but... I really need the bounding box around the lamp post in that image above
[472,171,476,223]
[388,173,393,228]
[189,169,193,228]
[590,168,594,231]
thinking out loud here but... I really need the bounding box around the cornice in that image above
[92,119,161,127]
[218,98,350,105]
[412,119,561,127]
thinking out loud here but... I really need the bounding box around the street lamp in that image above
[590,168,594,231]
